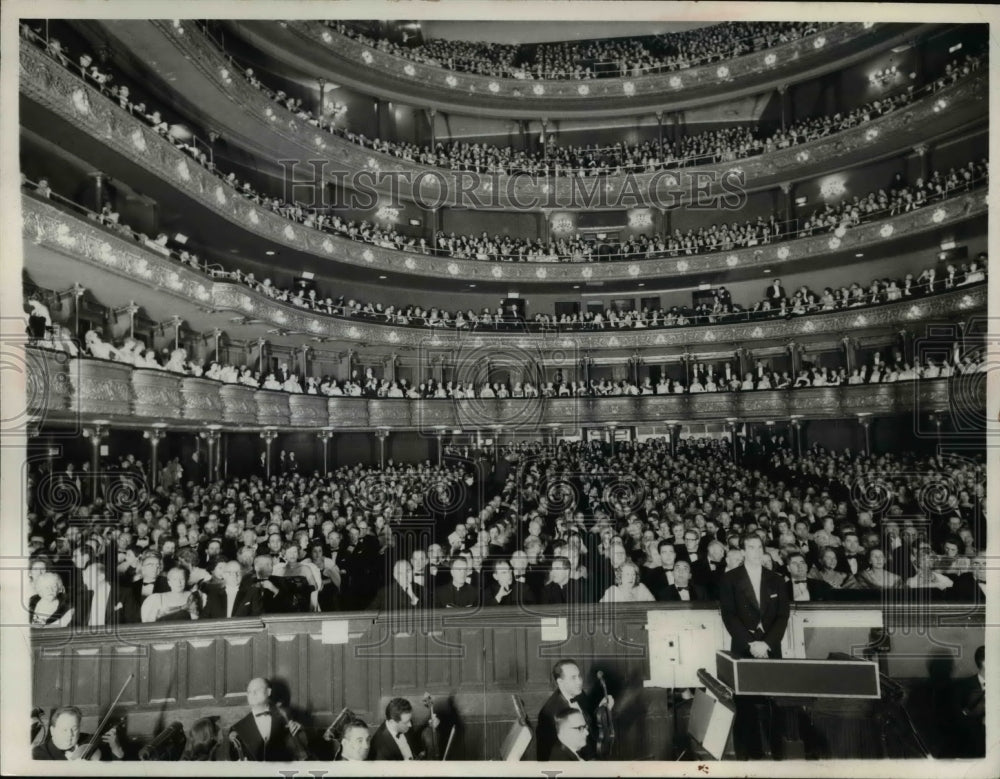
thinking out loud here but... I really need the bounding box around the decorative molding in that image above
[22,193,987,351]
[28,353,981,430]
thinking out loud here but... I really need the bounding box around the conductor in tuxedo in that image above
[718,535,791,759]
[228,678,303,761]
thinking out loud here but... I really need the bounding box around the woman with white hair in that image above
[29,572,74,627]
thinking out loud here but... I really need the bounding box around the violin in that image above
[593,670,616,760]
[420,692,441,760]
[66,673,134,760]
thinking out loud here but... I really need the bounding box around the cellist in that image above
[32,706,125,760]
[536,659,615,761]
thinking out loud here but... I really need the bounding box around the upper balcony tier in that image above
[23,194,987,352]
[88,22,987,210]
[225,21,932,119]
[19,41,988,290]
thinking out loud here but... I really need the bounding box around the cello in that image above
[593,670,616,759]
[275,701,312,760]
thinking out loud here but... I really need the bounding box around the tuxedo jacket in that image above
[119,576,170,624]
[367,721,420,760]
[661,583,709,602]
[201,581,264,619]
[948,673,985,757]
[536,690,597,761]
[72,585,122,628]
[691,558,725,599]
[32,734,115,760]
[785,577,832,603]
[229,708,295,761]
[434,581,480,609]
[718,565,790,658]
[642,567,673,601]
[549,741,587,761]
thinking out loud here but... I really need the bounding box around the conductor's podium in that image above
[690,652,882,759]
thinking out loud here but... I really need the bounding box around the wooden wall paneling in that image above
[184,638,218,704]
[304,633,338,717]
[487,625,520,690]
[32,648,64,711]
[69,647,102,713]
[523,620,552,687]
[109,644,142,709]
[220,635,254,702]
[147,643,180,707]
[268,633,301,705]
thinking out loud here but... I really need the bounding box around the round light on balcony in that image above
[492,266,503,278]
[796,150,810,163]
[348,327,360,338]
[489,81,500,93]
[752,327,764,338]
[959,295,974,309]
[865,127,879,141]
[933,98,948,113]
[932,208,946,223]
[813,36,827,48]
[176,160,191,181]
[130,129,147,152]
[388,331,399,342]
[448,263,459,275]
[363,249,375,262]
[676,260,689,271]
[404,64,416,76]
[220,68,230,80]
[623,81,635,95]
[726,254,739,267]
[446,75,458,87]
[249,210,259,225]
[215,186,226,205]
[669,75,683,89]
[854,315,868,326]
[828,236,842,249]
[834,225,847,238]
[322,31,332,43]
[536,267,548,279]
[879,224,894,238]
[578,84,590,95]
[628,264,640,276]
[361,51,374,64]
[322,240,333,253]
[764,53,777,66]
[533,84,545,95]
[717,65,730,79]
[284,226,296,241]
[404,257,416,269]
[777,246,790,260]
[907,305,924,319]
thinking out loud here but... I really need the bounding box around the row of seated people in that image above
[21,26,989,269]
[24,437,986,630]
[237,48,980,176]
[21,177,989,341]
[325,20,825,80]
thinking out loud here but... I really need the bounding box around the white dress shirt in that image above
[225,585,239,617]
[253,710,272,741]
[88,584,110,627]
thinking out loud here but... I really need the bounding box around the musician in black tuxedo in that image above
[718,535,791,759]
[536,659,614,761]
[548,708,590,761]
[368,698,421,760]
[228,677,303,761]
[946,645,985,757]
[32,706,124,760]
[486,559,535,606]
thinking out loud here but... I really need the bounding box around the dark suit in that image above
[486,580,535,606]
[662,583,709,602]
[201,582,264,619]
[718,564,790,658]
[691,559,725,598]
[434,581,479,609]
[786,577,832,602]
[950,573,986,603]
[367,721,420,760]
[370,581,424,611]
[119,576,169,624]
[32,734,116,760]
[947,673,985,757]
[229,708,295,761]
[642,567,673,601]
[549,741,587,760]
[536,691,597,761]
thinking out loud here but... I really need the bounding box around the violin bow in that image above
[81,672,134,759]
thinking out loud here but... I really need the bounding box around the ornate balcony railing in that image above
[22,195,988,351]
[150,23,986,209]
[20,41,987,283]
[27,352,978,431]
[270,21,919,114]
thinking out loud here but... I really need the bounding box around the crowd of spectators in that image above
[24,435,986,630]
[326,21,826,80]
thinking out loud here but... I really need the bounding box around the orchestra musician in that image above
[536,659,614,761]
[336,718,371,761]
[227,678,305,761]
[548,708,591,761]
[368,697,439,760]
[32,706,124,760]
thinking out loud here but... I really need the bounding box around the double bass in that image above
[593,670,616,759]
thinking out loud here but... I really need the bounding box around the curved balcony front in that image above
[27,348,975,432]
[18,45,988,289]
[230,21,929,119]
[22,194,988,352]
[89,25,987,210]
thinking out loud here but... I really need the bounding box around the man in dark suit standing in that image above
[718,535,791,759]
[536,659,613,761]
[228,677,303,761]
[946,645,985,757]
[368,698,421,760]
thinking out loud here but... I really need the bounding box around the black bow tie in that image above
[677,587,688,591]
[255,712,271,719]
